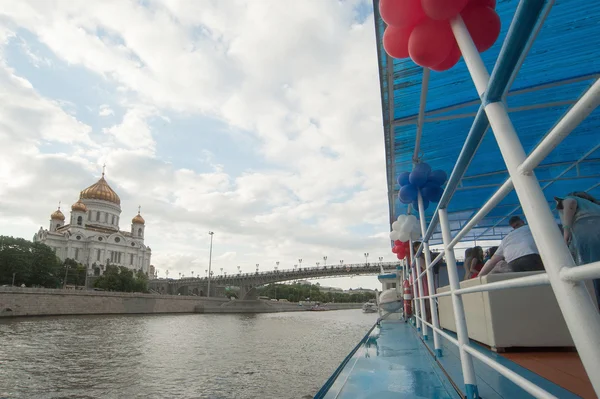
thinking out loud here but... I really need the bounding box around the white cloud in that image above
[0,0,395,290]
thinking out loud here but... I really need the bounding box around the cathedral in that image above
[33,172,152,277]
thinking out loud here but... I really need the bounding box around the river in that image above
[0,309,377,399]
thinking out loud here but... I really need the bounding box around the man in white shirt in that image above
[479,216,544,276]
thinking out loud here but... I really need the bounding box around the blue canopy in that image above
[374,0,600,245]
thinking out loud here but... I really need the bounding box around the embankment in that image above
[0,287,362,317]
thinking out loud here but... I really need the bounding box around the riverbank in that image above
[0,287,362,317]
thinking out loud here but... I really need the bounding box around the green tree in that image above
[94,265,148,292]
[0,236,62,287]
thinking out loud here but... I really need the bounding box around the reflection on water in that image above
[0,310,376,399]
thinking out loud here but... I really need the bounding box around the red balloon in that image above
[431,43,461,71]
[461,6,501,53]
[468,0,496,8]
[397,253,405,260]
[392,246,399,254]
[394,240,402,247]
[421,0,469,20]
[408,19,454,68]
[379,0,427,29]
[383,26,413,59]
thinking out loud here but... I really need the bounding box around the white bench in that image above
[437,271,598,351]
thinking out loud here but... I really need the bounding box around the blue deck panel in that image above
[420,327,581,399]
[320,320,460,399]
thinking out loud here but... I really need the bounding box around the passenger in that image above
[478,216,544,277]
[555,191,600,307]
[462,247,473,281]
[468,246,485,279]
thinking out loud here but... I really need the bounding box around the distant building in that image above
[344,288,375,294]
[33,171,152,277]
[317,285,344,293]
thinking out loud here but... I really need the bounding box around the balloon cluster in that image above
[390,214,420,241]
[380,0,500,71]
[392,240,410,259]
[397,163,447,211]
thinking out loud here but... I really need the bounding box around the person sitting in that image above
[468,246,485,279]
[479,216,544,277]
[556,191,600,307]
[462,247,473,281]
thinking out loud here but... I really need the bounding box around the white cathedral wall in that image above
[81,199,122,231]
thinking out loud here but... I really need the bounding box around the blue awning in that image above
[374,0,600,245]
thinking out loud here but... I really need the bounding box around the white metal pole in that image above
[409,240,421,330]
[452,17,600,396]
[418,191,441,354]
[440,208,479,397]
[416,257,428,340]
[207,231,214,298]
[413,69,431,162]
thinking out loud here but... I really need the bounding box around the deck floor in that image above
[322,319,460,399]
[502,351,596,399]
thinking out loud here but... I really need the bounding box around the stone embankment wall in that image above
[0,287,362,317]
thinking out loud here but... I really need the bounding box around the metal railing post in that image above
[451,12,600,395]
[409,240,421,330]
[440,208,479,398]
[418,192,442,356]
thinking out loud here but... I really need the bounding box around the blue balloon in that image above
[428,169,447,186]
[399,184,418,204]
[397,171,411,187]
[413,199,429,211]
[409,162,431,188]
[422,182,443,203]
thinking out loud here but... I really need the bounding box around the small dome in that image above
[132,213,145,225]
[51,208,65,221]
[71,200,87,212]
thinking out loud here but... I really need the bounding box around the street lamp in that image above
[191,271,194,278]
[364,252,369,265]
[205,269,207,277]
[316,262,320,267]
[224,271,227,277]
[323,256,327,266]
[340,260,343,266]
[276,261,279,272]
[237,266,241,275]
[208,231,214,297]
[256,264,259,273]
[178,272,181,279]
[220,267,223,276]
[298,258,302,269]
[166,270,169,279]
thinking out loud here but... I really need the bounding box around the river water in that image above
[0,310,377,399]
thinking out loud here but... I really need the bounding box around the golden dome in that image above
[71,200,87,212]
[132,213,145,225]
[50,208,65,221]
[80,175,120,205]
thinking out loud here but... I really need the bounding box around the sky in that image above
[0,0,397,290]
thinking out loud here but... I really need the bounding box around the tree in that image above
[0,236,62,288]
[94,265,148,293]
[62,258,87,287]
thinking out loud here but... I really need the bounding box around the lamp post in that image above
[298,258,302,269]
[191,271,194,278]
[316,262,320,268]
[204,269,207,277]
[178,272,181,279]
[276,261,279,272]
[256,264,259,274]
[237,266,241,275]
[340,260,343,267]
[364,252,369,265]
[220,267,223,276]
[379,256,384,274]
[323,256,327,266]
[166,270,169,279]
[208,231,214,298]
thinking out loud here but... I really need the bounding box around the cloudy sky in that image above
[0,0,397,290]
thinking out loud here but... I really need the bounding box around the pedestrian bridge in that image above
[148,262,401,299]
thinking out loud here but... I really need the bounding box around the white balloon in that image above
[412,223,421,234]
[410,230,421,241]
[390,230,400,241]
[391,221,402,231]
[406,215,417,226]
[397,215,407,224]
[398,231,410,242]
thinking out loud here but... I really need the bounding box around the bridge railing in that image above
[156,261,402,283]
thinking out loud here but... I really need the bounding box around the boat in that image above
[362,302,377,313]
[376,288,403,314]
[309,302,329,311]
[316,1,600,398]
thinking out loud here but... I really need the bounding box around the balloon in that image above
[379,0,427,29]
[392,245,399,253]
[431,43,461,72]
[468,0,496,8]
[410,229,421,241]
[422,182,444,203]
[408,20,454,68]
[399,184,418,204]
[461,6,501,53]
[394,240,403,247]
[390,230,401,241]
[397,252,405,260]
[392,220,402,231]
[428,169,448,186]
[383,26,413,59]
[406,214,418,227]
[409,162,432,188]
[398,231,410,242]
[421,0,469,20]
[413,198,429,211]
[397,171,411,187]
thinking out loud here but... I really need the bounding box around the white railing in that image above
[401,1,600,397]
